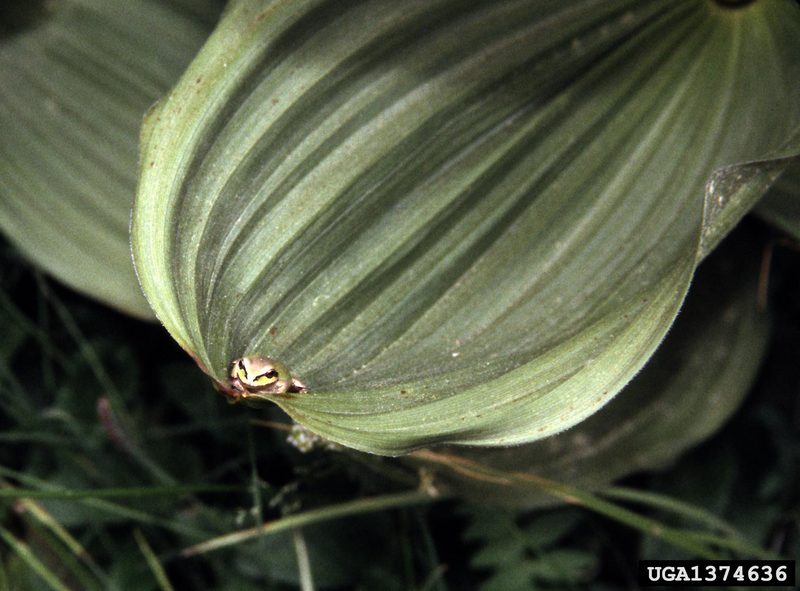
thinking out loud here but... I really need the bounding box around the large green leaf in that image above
[132,0,800,454]
[429,238,769,505]
[0,0,220,319]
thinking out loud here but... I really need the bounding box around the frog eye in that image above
[251,368,279,386]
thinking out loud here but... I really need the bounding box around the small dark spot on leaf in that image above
[149,161,154,168]
[271,97,279,105]
[195,76,203,84]
[269,326,277,336]
[399,389,407,395]
[713,0,755,8]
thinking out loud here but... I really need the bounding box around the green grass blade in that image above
[13,496,107,588]
[603,486,739,536]
[181,490,434,557]
[133,529,175,591]
[413,449,774,560]
[0,526,73,591]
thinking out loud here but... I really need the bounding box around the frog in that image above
[228,356,307,398]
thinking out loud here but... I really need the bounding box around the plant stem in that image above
[292,528,315,591]
[181,490,436,557]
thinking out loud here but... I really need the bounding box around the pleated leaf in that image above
[435,240,768,505]
[0,0,220,319]
[132,0,800,454]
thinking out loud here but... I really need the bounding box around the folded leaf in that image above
[133,0,800,454]
[0,0,220,318]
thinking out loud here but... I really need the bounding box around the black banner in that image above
[638,560,795,587]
